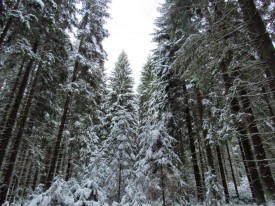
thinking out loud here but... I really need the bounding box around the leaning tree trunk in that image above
[0,65,40,205]
[0,40,39,168]
[182,81,204,202]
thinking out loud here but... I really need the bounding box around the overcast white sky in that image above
[103,0,163,88]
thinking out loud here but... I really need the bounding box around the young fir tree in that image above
[101,51,137,204]
[134,57,187,206]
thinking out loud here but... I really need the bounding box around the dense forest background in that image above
[0,0,274,205]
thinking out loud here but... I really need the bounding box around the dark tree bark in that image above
[0,0,4,27]
[196,88,216,173]
[161,164,166,206]
[65,157,72,181]
[0,0,21,48]
[0,58,25,132]
[238,86,275,199]
[238,0,275,79]
[32,168,39,191]
[118,163,122,203]
[226,141,239,199]
[0,40,39,168]
[182,81,204,202]
[216,145,229,203]
[55,149,64,176]
[0,65,40,205]
[220,57,266,203]
[261,86,275,130]
[239,141,256,200]
[45,35,85,188]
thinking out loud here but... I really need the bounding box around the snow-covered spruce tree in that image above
[134,57,187,206]
[45,0,110,189]
[153,0,206,202]
[100,51,137,204]
[22,176,107,205]
[0,0,77,204]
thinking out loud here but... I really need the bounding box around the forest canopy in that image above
[0,0,274,205]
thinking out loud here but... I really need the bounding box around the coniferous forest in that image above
[0,0,275,205]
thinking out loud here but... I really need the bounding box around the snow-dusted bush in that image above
[22,177,106,206]
[205,168,224,206]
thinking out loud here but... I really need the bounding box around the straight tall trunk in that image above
[117,163,122,203]
[228,95,265,204]
[196,88,215,172]
[0,40,38,168]
[65,157,72,181]
[45,36,85,188]
[0,58,25,132]
[32,168,39,190]
[183,81,204,201]
[216,145,229,203]
[239,142,256,200]
[239,86,275,199]
[0,0,21,48]
[220,51,265,204]
[0,0,4,27]
[161,164,166,206]
[197,136,206,198]
[0,65,40,205]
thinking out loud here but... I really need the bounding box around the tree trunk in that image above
[238,86,275,199]
[32,168,39,191]
[220,51,266,204]
[45,35,84,188]
[55,149,64,176]
[21,155,32,199]
[182,81,204,202]
[261,86,275,130]
[161,164,166,206]
[118,163,122,203]
[0,0,21,48]
[0,58,25,132]
[239,141,256,200]
[196,88,216,173]
[216,144,229,203]
[0,65,40,204]
[226,141,239,199]
[238,0,275,79]
[0,40,38,168]
[197,136,206,198]
[65,156,72,181]
[0,0,4,27]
